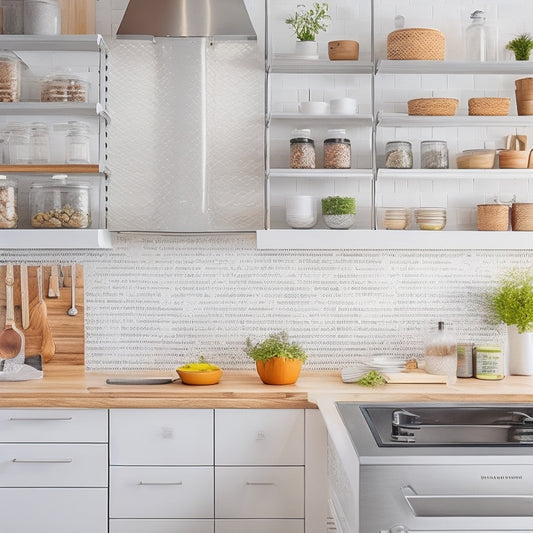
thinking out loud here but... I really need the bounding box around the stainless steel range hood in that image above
[117,0,256,39]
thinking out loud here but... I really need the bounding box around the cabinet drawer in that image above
[0,409,108,442]
[0,443,107,487]
[215,519,304,532]
[215,466,304,518]
[110,519,214,533]
[110,409,213,465]
[215,409,304,465]
[0,488,107,533]
[110,466,214,518]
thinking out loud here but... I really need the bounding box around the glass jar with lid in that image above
[0,51,23,102]
[24,0,61,35]
[30,174,92,228]
[65,121,91,164]
[0,175,18,229]
[6,122,30,164]
[465,10,496,61]
[40,73,89,102]
[29,122,50,164]
[324,129,351,169]
[421,140,448,169]
[290,128,315,169]
[385,141,413,168]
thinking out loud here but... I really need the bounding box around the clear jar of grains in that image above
[421,140,448,169]
[385,141,413,168]
[324,129,351,169]
[0,175,18,228]
[290,129,315,169]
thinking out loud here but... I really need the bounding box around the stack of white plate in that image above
[383,208,410,230]
[414,208,446,230]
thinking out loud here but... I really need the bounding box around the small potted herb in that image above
[321,196,356,229]
[285,2,330,58]
[506,33,533,61]
[245,331,307,385]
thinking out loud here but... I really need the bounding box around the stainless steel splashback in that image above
[107,38,264,232]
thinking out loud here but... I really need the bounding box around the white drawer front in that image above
[215,409,304,465]
[110,519,214,533]
[1,488,107,533]
[110,409,213,465]
[0,444,108,487]
[215,466,304,518]
[110,466,214,518]
[0,409,108,442]
[215,519,304,533]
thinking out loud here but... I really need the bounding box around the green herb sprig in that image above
[356,370,386,387]
[506,33,533,61]
[285,2,330,42]
[321,196,356,216]
[245,331,308,362]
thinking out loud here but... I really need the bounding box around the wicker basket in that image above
[387,28,445,60]
[468,97,510,116]
[407,97,458,116]
[511,203,533,231]
[477,204,510,231]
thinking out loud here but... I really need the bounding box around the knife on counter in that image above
[106,377,180,385]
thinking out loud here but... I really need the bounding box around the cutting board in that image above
[383,370,448,384]
[59,0,96,34]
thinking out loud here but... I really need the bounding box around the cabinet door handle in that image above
[9,417,73,421]
[245,482,276,486]
[138,481,183,486]
[12,458,73,464]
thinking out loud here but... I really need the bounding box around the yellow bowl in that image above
[177,368,223,386]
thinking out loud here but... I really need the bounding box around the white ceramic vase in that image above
[295,40,319,59]
[507,324,533,375]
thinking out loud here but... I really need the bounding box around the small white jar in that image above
[24,0,60,35]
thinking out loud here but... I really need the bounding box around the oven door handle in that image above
[401,485,533,517]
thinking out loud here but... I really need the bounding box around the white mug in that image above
[299,101,329,115]
[285,196,317,228]
[329,97,357,115]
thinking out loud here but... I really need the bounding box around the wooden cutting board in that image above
[59,0,96,35]
[383,370,448,384]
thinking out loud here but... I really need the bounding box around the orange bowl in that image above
[177,368,222,385]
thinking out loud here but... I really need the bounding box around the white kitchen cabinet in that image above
[215,519,304,532]
[110,519,214,533]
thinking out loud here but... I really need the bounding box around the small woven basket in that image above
[477,204,510,231]
[407,97,458,116]
[511,203,533,231]
[468,97,510,116]
[387,28,445,60]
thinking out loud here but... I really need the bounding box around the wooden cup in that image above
[328,40,359,60]
[498,148,533,169]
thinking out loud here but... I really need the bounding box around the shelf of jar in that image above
[377,168,533,179]
[0,102,105,117]
[0,229,112,249]
[269,113,373,123]
[377,60,533,75]
[256,229,533,250]
[377,112,533,127]
[269,55,373,74]
[0,165,100,174]
[268,169,373,179]
[0,34,107,52]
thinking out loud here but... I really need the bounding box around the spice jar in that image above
[0,51,23,102]
[324,129,351,169]
[385,141,412,168]
[0,175,18,228]
[424,321,457,384]
[421,140,448,169]
[65,121,90,164]
[290,129,315,169]
[24,0,61,35]
[474,345,504,380]
[30,174,92,228]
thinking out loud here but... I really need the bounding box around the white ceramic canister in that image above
[24,0,60,35]
[285,195,317,229]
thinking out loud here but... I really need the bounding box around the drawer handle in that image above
[12,458,73,464]
[138,481,183,486]
[245,482,276,486]
[9,417,73,421]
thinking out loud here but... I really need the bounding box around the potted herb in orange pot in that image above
[245,331,307,385]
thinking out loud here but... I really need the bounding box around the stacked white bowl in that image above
[285,196,317,229]
[414,208,447,230]
[383,207,410,230]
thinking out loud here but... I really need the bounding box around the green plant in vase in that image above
[321,196,356,229]
[506,33,533,60]
[285,2,330,58]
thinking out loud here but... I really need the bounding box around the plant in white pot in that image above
[285,2,330,59]
[321,195,356,229]
[488,267,533,375]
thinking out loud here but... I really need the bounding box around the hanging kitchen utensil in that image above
[0,264,23,359]
[20,263,30,329]
[67,263,78,316]
[48,265,60,298]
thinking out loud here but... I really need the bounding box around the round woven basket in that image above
[407,97,458,116]
[477,204,509,231]
[387,28,445,60]
[468,97,510,116]
[511,203,533,231]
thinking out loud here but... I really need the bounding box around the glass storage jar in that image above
[24,0,60,35]
[65,121,90,164]
[29,121,50,164]
[465,10,496,61]
[2,0,24,34]
[290,128,315,169]
[385,141,412,168]
[6,122,30,164]
[421,140,448,169]
[30,174,92,228]
[0,175,18,228]
[0,50,23,102]
[424,321,457,384]
[40,73,89,102]
[324,129,351,169]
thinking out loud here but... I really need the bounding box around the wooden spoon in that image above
[0,264,22,359]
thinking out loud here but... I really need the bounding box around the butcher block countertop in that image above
[3,366,533,408]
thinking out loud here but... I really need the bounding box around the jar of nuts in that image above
[0,175,18,229]
[385,141,413,169]
[30,174,92,229]
[290,129,315,169]
[324,129,351,169]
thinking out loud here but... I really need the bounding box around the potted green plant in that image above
[506,33,533,60]
[487,267,533,375]
[285,2,330,58]
[321,196,356,229]
[245,331,307,385]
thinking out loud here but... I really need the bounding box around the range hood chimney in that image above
[117,0,256,39]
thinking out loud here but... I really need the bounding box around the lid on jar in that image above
[421,140,447,145]
[325,128,350,143]
[291,128,312,138]
[0,174,17,187]
[470,9,486,20]
[386,141,412,148]
[30,174,92,190]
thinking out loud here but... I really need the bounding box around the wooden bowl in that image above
[456,150,495,169]
[177,368,223,385]
[328,40,359,60]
